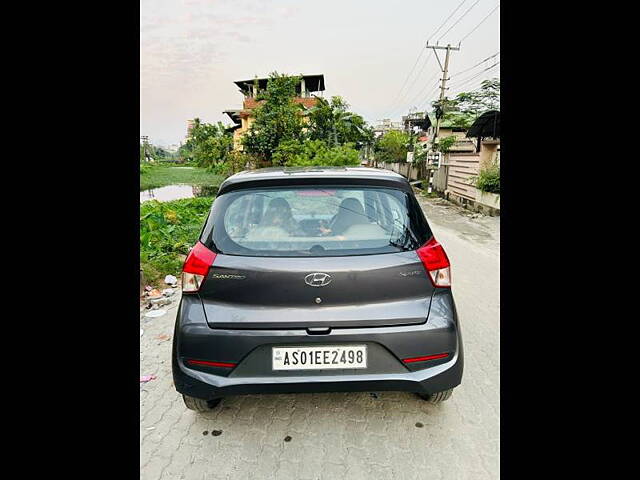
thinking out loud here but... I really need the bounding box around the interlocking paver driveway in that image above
[140,194,500,479]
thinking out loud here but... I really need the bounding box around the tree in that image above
[432,97,474,129]
[182,120,233,168]
[308,96,370,147]
[374,130,410,163]
[431,78,500,129]
[454,78,499,115]
[242,72,305,161]
[193,134,233,168]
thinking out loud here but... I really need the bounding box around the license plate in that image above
[272,345,367,371]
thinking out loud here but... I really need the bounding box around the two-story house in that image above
[223,74,326,151]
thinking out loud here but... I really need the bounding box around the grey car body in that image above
[172,167,463,404]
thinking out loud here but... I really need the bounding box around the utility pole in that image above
[424,43,459,194]
[140,135,149,162]
[426,43,460,148]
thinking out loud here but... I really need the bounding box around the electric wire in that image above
[437,0,482,43]
[451,51,500,77]
[382,0,470,118]
[459,3,500,44]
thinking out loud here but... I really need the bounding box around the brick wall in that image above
[243,97,263,109]
[242,96,318,110]
[293,97,318,108]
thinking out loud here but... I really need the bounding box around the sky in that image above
[141,0,500,147]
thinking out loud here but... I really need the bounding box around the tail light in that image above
[182,242,216,293]
[403,353,449,363]
[417,236,451,287]
[186,359,236,368]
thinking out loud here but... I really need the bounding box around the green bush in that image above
[210,161,230,176]
[273,139,360,167]
[474,164,500,193]
[194,134,233,169]
[140,197,213,285]
[436,135,457,154]
[374,130,410,163]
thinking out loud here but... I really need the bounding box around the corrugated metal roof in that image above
[467,111,500,138]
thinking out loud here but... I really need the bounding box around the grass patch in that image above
[419,190,439,198]
[140,164,225,191]
[413,183,439,198]
[140,197,214,286]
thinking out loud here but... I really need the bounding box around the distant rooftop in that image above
[403,113,432,131]
[234,74,325,95]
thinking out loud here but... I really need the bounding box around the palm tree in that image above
[309,96,366,147]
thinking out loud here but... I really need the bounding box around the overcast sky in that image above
[141,0,500,146]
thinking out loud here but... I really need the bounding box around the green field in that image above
[140,164,224,191]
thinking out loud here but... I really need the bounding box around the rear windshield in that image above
[201,185,431,257]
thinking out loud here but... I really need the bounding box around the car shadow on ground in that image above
[182,391,454,445]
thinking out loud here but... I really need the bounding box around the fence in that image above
[373,161,424,182]
[372,152,499,214]
[372,156,478,197]
[375,161,418,181]
[444,153,480,201]
[432,164,448,192]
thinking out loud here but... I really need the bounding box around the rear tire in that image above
[418,388,454,404]
[182,395,221,412]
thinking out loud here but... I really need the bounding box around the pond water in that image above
[140,184,218,203]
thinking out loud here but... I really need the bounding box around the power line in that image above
[384,48,427,114]
[382,0,470,118]
[395,76,441,118]
[385,2,500,122]
[423,3,500,114]
[437,0,482,43]
[399,51,434,104]
[387,54,437,117]
[384,53,432,119]
[424,62,499,112]
[451,51,500,77]
[449,75,499,97]
[450,60,500,86]
[449,61,500,90]
[421,81,445,112]
[140,135,150,162]
[459,3,500,44]
[406,71,441,110]
[426,43,460,144]
[427,0,468,43]
[420,41,474,112]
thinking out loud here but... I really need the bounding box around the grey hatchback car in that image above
[172,167,463,411]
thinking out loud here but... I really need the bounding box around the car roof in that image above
[218,167,409,194]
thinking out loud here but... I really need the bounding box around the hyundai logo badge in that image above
[304,273,332,287]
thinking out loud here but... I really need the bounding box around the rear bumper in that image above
[174,351,462,399]
[172,292,463,400]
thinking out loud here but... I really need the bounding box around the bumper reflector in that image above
[186,359,237,368]
[402,353,449,364]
